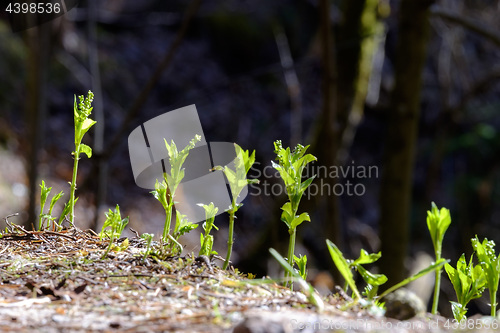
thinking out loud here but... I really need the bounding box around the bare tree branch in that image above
[431,6,500,47]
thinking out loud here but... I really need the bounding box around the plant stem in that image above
[432,267,441,314]
[162,201,173,243]
[286,228,296,289]
[491,289,497,317]
[167,233,183,253]
[69,147,80,225]
[431,249,442,314]
[102,234,114,259]
[223,208,236,270]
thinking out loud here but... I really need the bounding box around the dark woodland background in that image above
[1,0,500,316]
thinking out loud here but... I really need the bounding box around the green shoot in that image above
[152,135,201,244]
[272,140,316,288]
[38,180,51,230]
[48,191,64,231]
[213,144,258,269]
[426,202,452,314]
[170,212,198,254]
[38,181,64,231]
[100,205,129,259]
[351,250,387,301]
[198,202,219,257]
[151,180,169,240]
[58,198,77,228]
[445,254,486,321]
[293,254,308,281]
[471,236,500,317]
[327,239,446,307]
[269,248,324,312]
[141,233,154,261]
[325,239,362,300]
[70,91,96,226]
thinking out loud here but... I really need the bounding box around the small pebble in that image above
[181,309,193,316]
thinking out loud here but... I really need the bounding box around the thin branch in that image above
[430,6,500,47]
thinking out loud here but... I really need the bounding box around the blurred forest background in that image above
[2,0,500,316]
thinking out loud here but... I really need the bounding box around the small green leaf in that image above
[198,202,218,220]
[49,191,64,213]
[357,265,387,286]
[80,144,93,158]
[299,176,315,194]
[290,212,310,230]
[450,301,467,322]
[293,254,308,280]
[352,249,382,266]
[326,239,361,299]
[81,118,96,132]
[427,202,451,251]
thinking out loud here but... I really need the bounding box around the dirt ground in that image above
[0,227,496,333]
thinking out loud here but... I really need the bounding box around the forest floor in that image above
[0,227,494,333]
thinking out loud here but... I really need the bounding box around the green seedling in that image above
[213,144,258,269]
[58,198,77,228]
[170,212,198,254]
[69,91,96,226]
[471,236,500,317]
[141,233,154,261]
[151,135,201,244]
[293,254,308,281]
[351,249,387,301]
[38,180,51,230]
[272,140,316,288]
[100,205,129,259]
[49,191,64,231]
[427,202,452,314]
[445,254,486,321]
[326,239,447,306]
[269,248,324,312]
[198,202,219,257]
[326,239,377,300]
[38,181,64,231]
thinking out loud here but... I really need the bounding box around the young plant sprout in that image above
[58,198,77,229]
[151,135,201,244]
[326,239,362,300]
[100,205,129,259]
[350,248,387,301]
[326,239,447,310]
[198,202,218,257]
[272,140,316,288]
[445,254,486,321]
[141,233,155,261]
[38,180,64,231]
[426,202,451,314]
[69,91,96,226]
[213,144,258,269]
[293,254,308,281]
[269,248,324,312]
[471,236,500,317]
[170,212,197,254]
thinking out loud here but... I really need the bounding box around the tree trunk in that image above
[308,0,383,264]
[336,0,385,165]
[25,23,51,230]
[378,0,433,288]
